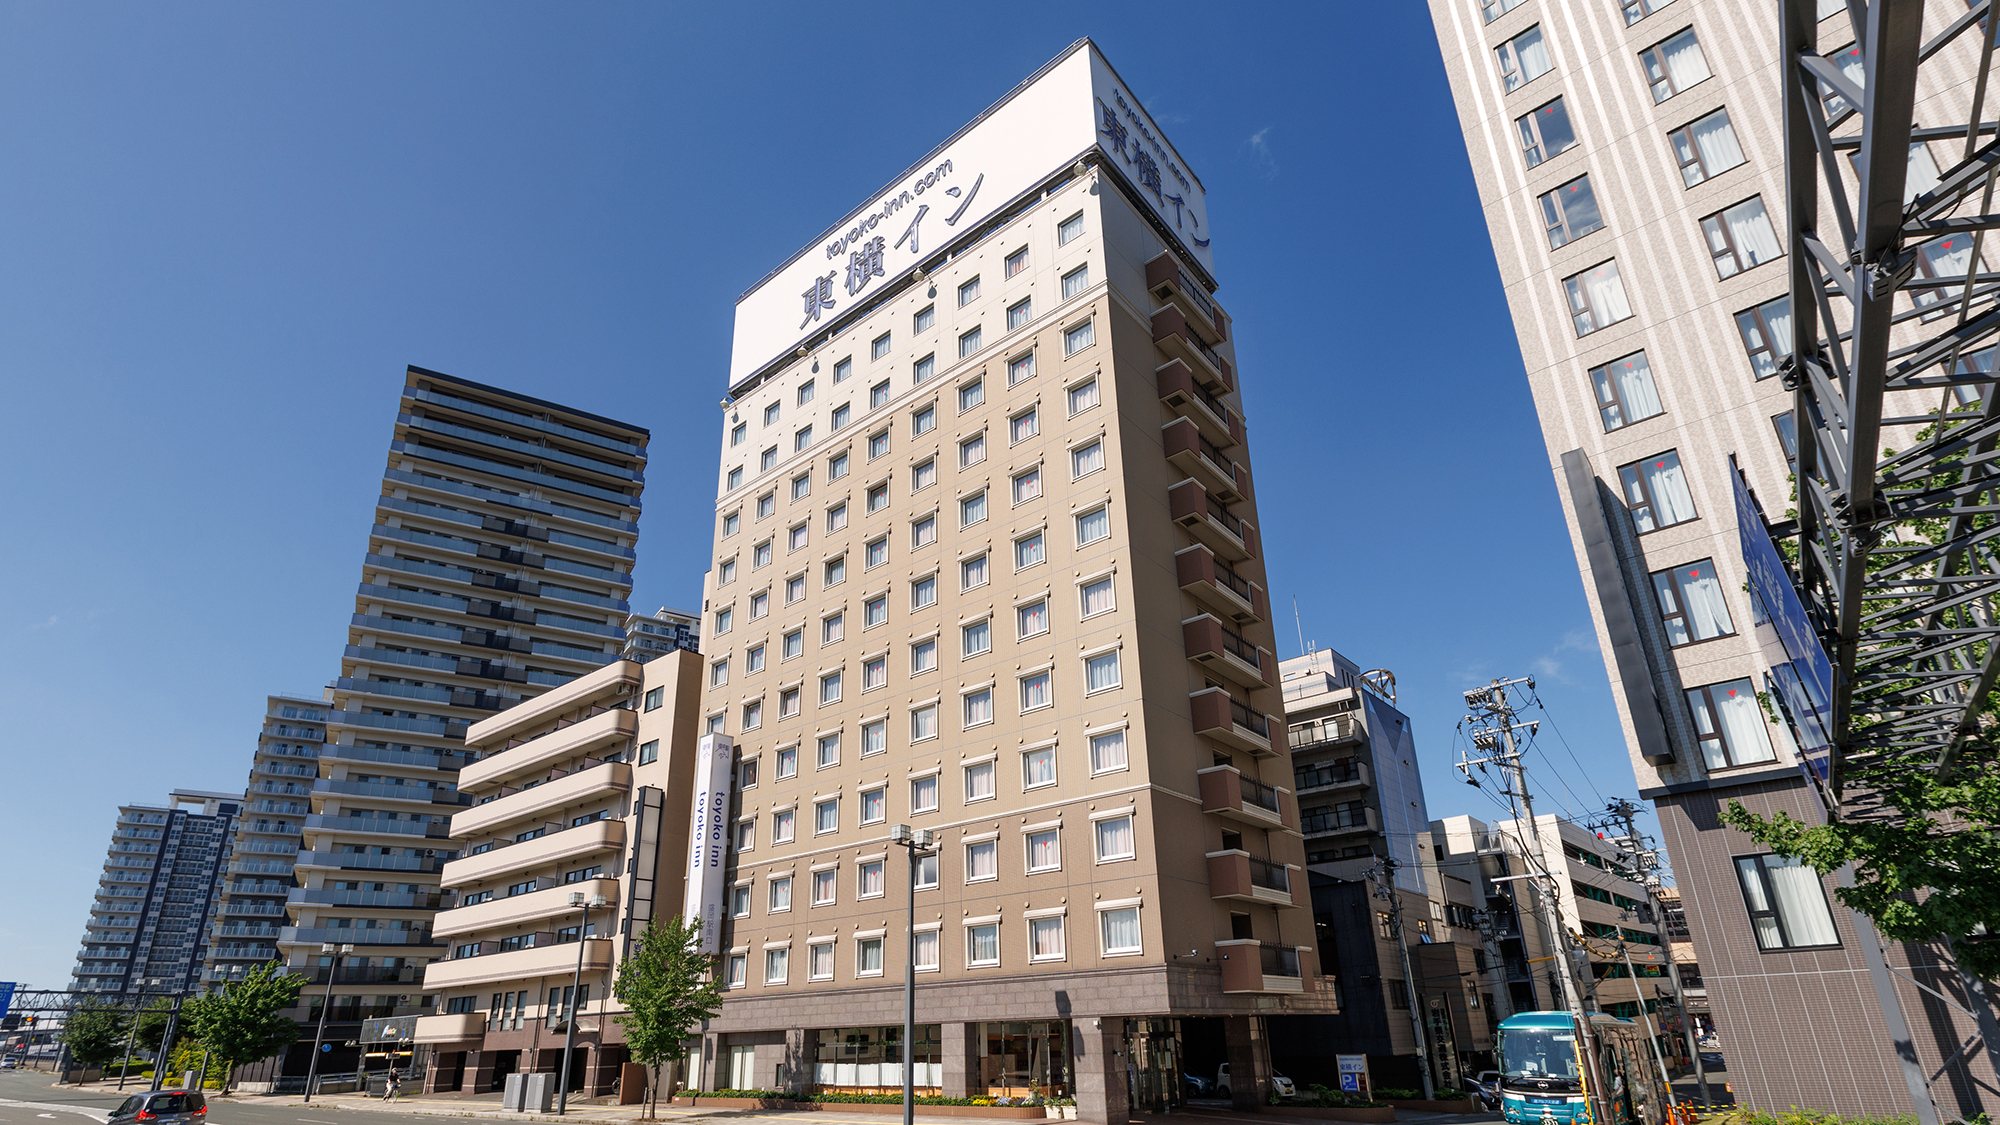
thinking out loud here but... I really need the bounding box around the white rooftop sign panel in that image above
[728,40,1211,389]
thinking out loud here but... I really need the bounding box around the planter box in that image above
[675,1096,1047,1119]
[1262,1104,1397,1123]
[1384,1098,1480,1114]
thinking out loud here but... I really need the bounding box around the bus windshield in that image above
[1499,1025,1583,1090]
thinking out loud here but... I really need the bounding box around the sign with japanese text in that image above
[729,40,1211,389]
[682,733,736,954]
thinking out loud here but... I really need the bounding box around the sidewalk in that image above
[237,1091,1011,1125]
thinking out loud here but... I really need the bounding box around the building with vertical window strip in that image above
[689,39,1332,1123]
[72,790,241,1003]
[1427,0,1996,1115]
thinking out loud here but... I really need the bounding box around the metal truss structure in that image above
[1784,0,2000,805]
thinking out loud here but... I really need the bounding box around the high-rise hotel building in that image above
[1428,0,1995,1114]
[692,41,1332,1121]
[277,366,649,1073]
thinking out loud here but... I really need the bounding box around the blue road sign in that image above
[0,983,14,1023]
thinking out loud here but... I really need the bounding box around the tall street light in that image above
[888,824,937,1125]
[149,988,186,1092]
[556,892,606,1116]
[118,977,164,1091]
[302,943,354,1103]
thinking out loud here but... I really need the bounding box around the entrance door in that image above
[1123,1019,1184,1113]
[727,1046,757,1091]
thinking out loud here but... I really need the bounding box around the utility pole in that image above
[1461,677,1608,1125]
[1602,799,1709,1105]
[1471,907,1516,1023]
[1371,857,1435,1099]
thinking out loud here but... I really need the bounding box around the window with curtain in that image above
[1640,28,1710,102]
[964,688,994,729]
[1687,679,1778,769]
[962,553,990,590]
[1482,0,1526,22]
[1773,412,1800,469]
[911,637,937,673]
[773,808,795,843]
[1735,854,1840,949]
[1008,299,1032,331]
[1735,295,1793,380]
[1076,506,1111,546]
[914,305,935,333]
[856,936,885,975]
[1653,558,1736,645]
[1701,197,1782,278]
[966,838,998,880]
[966,922,1000,966]
[1015,531,1046,570]
[1027,826,1060,870]
[808,941,834,980]
[820,671,842,705]
[1072,440,1106,478]
[814,798,839,834]
[1100,906,1142,954]
[912,573,938,608]
[1023,745,1056,788]
[1669,108,1745,187]
[958,276,980,306]
[1020,670,1054,712]
[911,703,938,742]
[1085,651,1122,693]
[1009,352,1037,385]
[1617,450,1699,532]
[1913,233,1979,312]
[913,928,940,970]
[911,773,939,812]
[1590,350,1664,432]
[1005,246,1028,278]
[963,619,992,657]
[1029,916,1066,961]
[1080,576,1116,617]
[1538,174,1605,249]
[1068,377,1100,415]
[1013,467,1042,504]
[1822,44,1865,117]
[1064,319,1096,356]
[1563,260,1633,336]
[765,947,789,983]
[1011,407,1040,443]
[858,859,885,897]
[958,377,984,411]
[1622,0,1674,24]
[865,596,887,629]
[1516,97,1578,169]
[960,327,983,358]
[1090,729,1129,773]
[1095,814,1136,860]
[776,744,796,777]
[769,876,792,912]
[862,719,886,756]
[860,788,885,825]
[1062,265,1090,300]
[1496,25,1553,92]
[913,458,937,491]
[1018,598,1050,638]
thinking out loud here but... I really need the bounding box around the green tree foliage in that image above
[179,961,305,1092]
[133,997,178,1058]
[614,916,724,1118]
[60,1000,128,1079]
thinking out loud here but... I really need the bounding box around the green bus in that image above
[1496,1011,1669,1125]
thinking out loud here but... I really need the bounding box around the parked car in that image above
[1699,1050,1726,1070]
[108,1090,206,1125]
[1468,1070,1501,1110]
[0,1057,18,1070]
[1214,1063,1295,1100]
[1182,1073,1215,1100]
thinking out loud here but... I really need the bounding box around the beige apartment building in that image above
[1427,0,1995,1114]
[690,39,1331,1122]
[414,651,702,1096]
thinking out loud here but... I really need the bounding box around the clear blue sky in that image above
[0,1,1649,991]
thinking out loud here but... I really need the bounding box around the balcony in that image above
[1152,306,1234,393]
[459,708,636,793]
[467,659,640,748]
[1157,361,1243,449]
[287,887,445,911]
[1289,715,1364,753]
[1206,850,1300,907]
[1295,758,1371,795]
[293,850,446,874]
[452,761,629,839]
[1162,418,1245,502]
[434,876,620,939]
[441,818,625,887]
[1184,614,1276,690]
[1190,687,1275,756]
[1146,252,1226,342]
[414,1011,486,1045]
[1169,480,1254,561]
[279,926,433,948]
[1197,765,1287,828]
[1300,805,1380,839]
[304,813,452,841]
[1176,546,1265,625]
[1217,941,1311,995]
[424,937,611,991]
[312,778,471,807]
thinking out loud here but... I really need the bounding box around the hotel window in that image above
[778,686,800,718]
[913,458,938,491]
[1701,197,1782,279]
[1010,407,1039,444]
[966,921,1001,967]
[789,523,809,552]
[1538,174,1604,249]
[1482,0,1525,19]
[726,466,744,490]
[1688,678,1779,770]
[963,618,992,658]
[764,401,781,426]
[1062,265,1089,300]
[827,503,849,533]
[868,430,890,459]
[753,540,772,568]
[1670,108,1745,188]
[1008,298,1033,331]
[960,431,987,467]
[1100,905,1142,955]
[1913,234,1978,313]
[1736,295,1793,380]
[1563,260,1634,336]
[1022,744,1056,788]
[1641,28,1710,102]
[958,276,981,307]
[773,808,796,844]
[867,481,890,512]
[1618,450,1698,533]
[913,928,940,971]
[814,796,839,835]
[731,884,752,918]
[912,514,938,547]
[863,654,887,691]
[727,952,748,987]
[1067,377,1100,415]
[1735,854,1840,950]
[1058,211,1084,245]
[1591,351,1665,432]
[1092,728,1130,774]
[1063,319,1096,357]
[768,876,791,912]
[959,378,985,412]
[865,536,888,569]
[1015,530,1046,570]
[872,333,892,360]
[785,574,806,605]
[822,612,845,644]
[714,607,734,635]
[1516,96,1577,169]
[914,304,935,333]
[1029,915,1066,961]
[1005,246,1029,278]
[795,425,813,452]
[961,490,988,528]
[1622,0,1674,22]
[1009,352,1037,385]
[962,552,990,590]
[722,511,740,537]
[834,356,853,383]
[711,659,730,688]
[1018,598,1050,639]
[911,637,938,674]
[1075,505,1111,546]
[833,404,851,432]
[912,573,938,609]
[862,718,888,756]
[1496,25,1552,92]
[960,326,983,358]
[1080,575,1116,618]
[638,739,660,765]
[914,354,936,384]
[717,558,738,586]
[1094,814,1136,861]
[1773,411,1800,469]
[1012,466,1043,504]
[911,702,940,743]
[1071,439,1105,479]
[761,447,778,472]
[1084,649,1123,694]
[860,789,886,828]
[870,380,891,408]
[775,744,797,779]
[864,593,888,629]
[911,772,940,813]
[1653,559,1735,646]
[820,671,843,705]
[708,713,727,735]
[734,818,754,852]
[731,422,747,447]
[782,629,804,660]
[747,644,767,673]
[644,686,666,711]
[757,492,776,519]
[811,869,836,906]
[808,939,834,980]
[914,852,940,889]
[965,837,998,880]
[1020,670,1053,713]
[764,947,790,984]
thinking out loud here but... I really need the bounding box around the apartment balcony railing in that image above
[1206,850,1299,907]
[1289,715,1364,753]
[304,813,451,839]
[1152,305,1234,393]
[460,706,636,791]
[293,849,447,873]
[312,778,471,806]
[1157,360,1245,449]
[452,761,628,839]
[1184,614,1275,690]
[1190,687,1276,756]
[318,743,466,771]
[1196,765,1287,828]
[1169,479,1253,561]
[287,887,445,911]
[1294,758,1370,794]
[279,925,434,947]
[1145,251,1226,343]
[1300,805,1380,839]
[1218,940,1311,995]
[1163,417,1245,503]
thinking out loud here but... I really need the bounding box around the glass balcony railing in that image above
[392,440,636,506]
[407,387,645,458]
[399,413,643,484]
[318,743,460,770]
[383,468,638,534]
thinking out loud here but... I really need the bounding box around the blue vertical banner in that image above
[0,982,15,1024]
[1732,462,1835,795]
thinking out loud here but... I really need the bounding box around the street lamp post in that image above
[150,989,185,1092]
[302,943,354,1103]
[118,978,162,1091]
[556,892,606,1116]
[888,824,937,1125]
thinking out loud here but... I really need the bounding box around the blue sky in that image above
[0,2,1647,990]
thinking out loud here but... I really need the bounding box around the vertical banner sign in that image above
[1732,462,1835,800]
[683,734,737,954]
[0,983,14,1024]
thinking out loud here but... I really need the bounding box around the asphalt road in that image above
[0,1072,442,1125]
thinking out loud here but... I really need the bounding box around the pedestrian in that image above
[385,1065,401,1103]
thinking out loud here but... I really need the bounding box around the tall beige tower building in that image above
[691,39,1332,1122]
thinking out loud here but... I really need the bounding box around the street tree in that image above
[59,1000,127,1082]
[133,997,178,1060]
[180,961,305,1093]
[614,915,724,1118]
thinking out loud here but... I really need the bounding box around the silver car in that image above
[107,1090,208,1125]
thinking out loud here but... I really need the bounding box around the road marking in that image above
[301,1118,341,1122]
[0,1101,110,1124]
